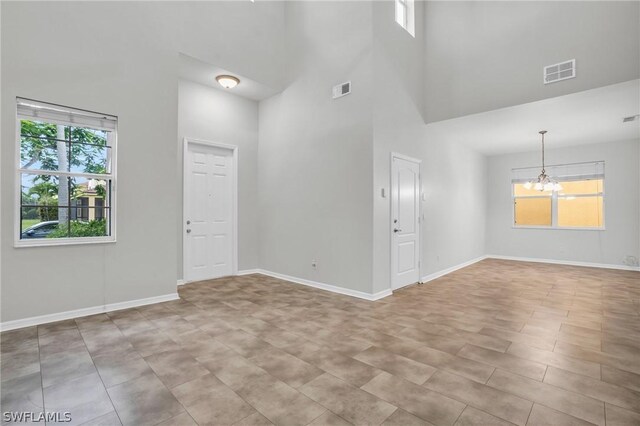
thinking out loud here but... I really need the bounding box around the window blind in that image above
[17,98,117,131]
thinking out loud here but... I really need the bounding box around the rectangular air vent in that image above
[332,81,351,99]
[544,59,575,84]
[623,115,639,123]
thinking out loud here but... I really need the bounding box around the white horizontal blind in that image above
[17,98,117,131]
[512,161,604,183]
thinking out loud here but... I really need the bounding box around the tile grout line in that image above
[484,367,497,385]
[524,400,535,425]
[162,378,199,426]
[228,408,259,426]
[202,343,325,426]
[312,370,389,425]
[181,344,257,426]
[76,320,126,426]
[600,363,603,382]
[450,404,468,425]
[425,367,540,426]
[138,308,205,426]
[488,368,613,424]
[302,408,331,426]
[36,327,47,422]
[119,306,224,426]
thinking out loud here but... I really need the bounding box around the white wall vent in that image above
[332,81,351,99]
[544,59,575,84]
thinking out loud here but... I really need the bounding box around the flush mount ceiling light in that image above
[216,75,240,89]
[523,130,563,192]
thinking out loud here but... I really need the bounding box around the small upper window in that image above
[512,161,604,229]
[395,0,415,37]
[16,98,117,246]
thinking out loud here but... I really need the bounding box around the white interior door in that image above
[184,141,236,282]
[391,154,421,290]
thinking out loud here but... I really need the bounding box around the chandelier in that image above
[524,130,562,192]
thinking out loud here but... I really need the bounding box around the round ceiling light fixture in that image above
[216,75,240,89]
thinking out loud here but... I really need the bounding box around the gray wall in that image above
[1,1,286,323]
[486,139,640,266]
[371,0,488,293]
[177,80,260,278]
[0,2,179,322]
[419,135,487,277]
[424,1,640,123]
[257,1,489,296]
[257,1,375,293]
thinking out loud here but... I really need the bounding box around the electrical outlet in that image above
[311,260,317,269]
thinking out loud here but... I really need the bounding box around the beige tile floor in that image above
[1,259,639,425]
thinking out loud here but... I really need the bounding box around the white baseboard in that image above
[178,269,259,285]
[0,293,180,332]
[421,255,488,283]
[181,268,390,301]
[8,255,630,332]
[255,269,390,301]
[486,255,640,272]
[370,288,393,300]
[237,269,261,276]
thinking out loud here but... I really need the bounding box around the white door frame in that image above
[182,137,239,282]
[389,152,422,291]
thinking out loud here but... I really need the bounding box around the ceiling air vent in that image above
[332,81,351,99]
[544,59,575,84]
[622,115,639,123]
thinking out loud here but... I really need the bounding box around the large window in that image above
[395,0,415,37]
[16,98,117,246]
[512,162,604,229]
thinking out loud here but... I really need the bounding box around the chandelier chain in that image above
[540,130,547,175]
[541,133,545,173]
[525,130,561,192]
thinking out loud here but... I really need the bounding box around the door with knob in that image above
[184,139,237,282]
[390,153,421,290]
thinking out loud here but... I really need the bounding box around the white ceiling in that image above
[427,79,640,156]
[178,53,279,102]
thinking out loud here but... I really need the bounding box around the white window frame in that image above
[14,98,118,247]
[395,0,415,37]
[511,162,605,231]
[512,192,553,228]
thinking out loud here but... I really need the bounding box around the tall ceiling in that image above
[424,1,640,123]
[427,79,640,156]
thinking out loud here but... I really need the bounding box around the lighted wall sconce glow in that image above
[216,75,240,89]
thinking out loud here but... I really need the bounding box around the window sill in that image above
[14,237,116,248]
[512,226,605,231]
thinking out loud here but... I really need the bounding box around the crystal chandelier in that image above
[524,130,563,192]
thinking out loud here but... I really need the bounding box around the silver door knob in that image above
[394,228,402,233]
[186,229,191,233]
